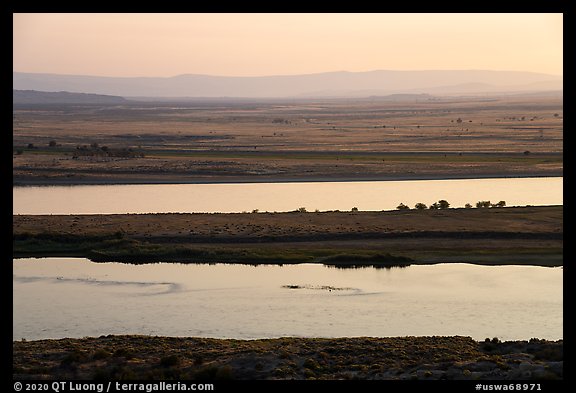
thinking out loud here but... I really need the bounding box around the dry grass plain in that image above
[13,94,562,184]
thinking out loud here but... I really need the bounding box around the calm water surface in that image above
[13,258,562,341]
[13,177,562,214]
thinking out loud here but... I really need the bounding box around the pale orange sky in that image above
[13,13,563,77]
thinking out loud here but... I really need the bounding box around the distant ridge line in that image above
[13,70,562,98]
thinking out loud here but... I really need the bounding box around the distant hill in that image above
[13,70,562,98]
[13,89,128,105]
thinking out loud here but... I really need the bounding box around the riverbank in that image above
[13,206,563,266]
[13,335,563,380]
[12,170,564,186]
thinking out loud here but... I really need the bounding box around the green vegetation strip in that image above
[14,235,414,266]
[14,234,562,267]
[139,150,563,164]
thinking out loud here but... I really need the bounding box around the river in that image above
[13,177,563,341]
[12,177,563,214]
[13,258,562,341]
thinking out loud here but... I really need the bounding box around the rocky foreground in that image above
[13,335,562,380]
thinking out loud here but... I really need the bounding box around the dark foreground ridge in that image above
[13,335,562,380]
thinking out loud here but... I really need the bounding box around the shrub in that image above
[92,349,111,360]
[194,365,233,380]
[113,348,134,359]
[160,354,180,367]
[396,203,410,210]
[414,203,427,210]
[303,358,320,370]
[532,345,563,361]
[60,350,87,367]
[193,355,204,366]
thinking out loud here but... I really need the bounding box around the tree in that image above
[351,207,359,212]
[414,203,427,210]
[429,203,439,210]
[464,203,473,209]
[396,203,410,210]
[297,207,307,213]
[438,200,450,209]
[492,201,506,208]
[476,201,491,208]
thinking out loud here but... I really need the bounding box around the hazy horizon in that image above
[13,69,563,98]
[12,68,563,79]
[14,13,563,78]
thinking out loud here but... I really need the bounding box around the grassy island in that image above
[13,205,562,267]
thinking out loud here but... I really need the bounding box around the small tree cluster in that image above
[74,144,143,158]
[428,200,450,210]
[401,199,507,211]
[399,200,450,211]
[476,200,506,208]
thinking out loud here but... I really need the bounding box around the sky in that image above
[13,13,563,78]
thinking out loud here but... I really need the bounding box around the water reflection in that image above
[325,263,410,269]
[321,252,412,269]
